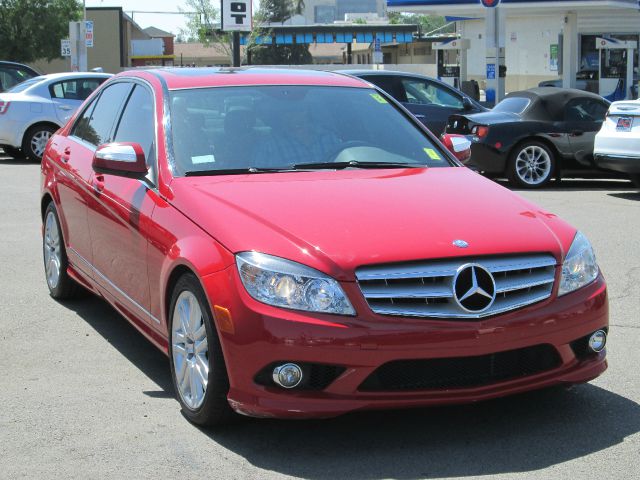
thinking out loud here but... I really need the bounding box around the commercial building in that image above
[387,0,640,101]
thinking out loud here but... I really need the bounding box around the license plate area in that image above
[616,117,633,132]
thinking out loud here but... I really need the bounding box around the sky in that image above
[85,0,260,36]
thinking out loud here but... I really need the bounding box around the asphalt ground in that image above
[1,151,639,480]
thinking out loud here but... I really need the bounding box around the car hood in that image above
[169,167,575,281]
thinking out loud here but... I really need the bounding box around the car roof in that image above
[505,87,608,121]
[34,72,113,81]
[0,60,39,74]
[119,67,370,90]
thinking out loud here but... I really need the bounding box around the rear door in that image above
[85,82,160,327]
[64,82,133,275]
[564,97,609,166]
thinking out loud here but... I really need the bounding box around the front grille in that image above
[359,344,561,391]
[356,254,556,319]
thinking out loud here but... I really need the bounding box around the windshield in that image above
[7,77,42,93]
[169,85,453,175]
[493,97,531,114]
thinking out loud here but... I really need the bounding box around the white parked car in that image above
[0,72,111,161]
[593,99,640,187]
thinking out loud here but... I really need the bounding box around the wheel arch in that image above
[21,120,61,146]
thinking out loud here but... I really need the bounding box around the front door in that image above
[85,83,159,327]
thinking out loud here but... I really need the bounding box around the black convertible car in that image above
[445,87,611,188]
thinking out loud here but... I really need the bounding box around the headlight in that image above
[558,231,599,296]
[236,251,355,315]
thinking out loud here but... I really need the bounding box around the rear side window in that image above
[113,85,155,162]
[49,78,105,100]
[564,98,609,122]
[0,66,37,92]
[72,82,132,146]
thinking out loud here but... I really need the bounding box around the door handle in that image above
[61,147,71,163]
[58,105,73,111]
[93,174,105,194]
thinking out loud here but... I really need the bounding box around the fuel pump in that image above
[596,37,637,101]
[433,38,470,89]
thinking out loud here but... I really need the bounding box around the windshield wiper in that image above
[184,167,296,176]
[292,160,426,170]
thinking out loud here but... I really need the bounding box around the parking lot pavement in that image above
[1,153,638,480]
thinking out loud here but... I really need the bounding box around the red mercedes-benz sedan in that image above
[40,68,608,426]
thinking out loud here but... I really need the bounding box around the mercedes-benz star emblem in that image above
[453,239,469,248]
[453,263,496,313]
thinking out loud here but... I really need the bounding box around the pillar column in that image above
[561,12,578,89]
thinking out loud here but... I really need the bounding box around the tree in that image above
[0,0,81,62]
[179,0,232,58]
[388,12,455,35]
[249,0,311,65]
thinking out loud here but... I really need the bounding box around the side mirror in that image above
[440,133,472,164]
[92,142,148,179]
[462,97,474,111]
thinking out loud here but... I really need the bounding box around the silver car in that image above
[0,72,111,161]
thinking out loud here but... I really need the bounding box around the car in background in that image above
[445,87,611,188]
[0,61,40,92]
[594,98,640,187]
[0,72,111,161]
[41,68,608,426]
[539,69,638,100]
[344,70,486,136]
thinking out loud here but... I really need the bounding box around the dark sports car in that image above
[445,88,611,188]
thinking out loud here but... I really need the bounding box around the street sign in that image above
[85,20,94,48]
[481,0,500,6]
[222,0,252,32]
[61,39,71,57]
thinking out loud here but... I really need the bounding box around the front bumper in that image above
[594,154,640,175]
[203,268,608,419]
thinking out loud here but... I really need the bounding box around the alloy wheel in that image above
[30,130,52,159]
[171,290,209,410]
[515,145,552,186]
[43,211,61,289]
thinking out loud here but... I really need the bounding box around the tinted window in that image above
[169,85,452,174]
[0,66,37,92]
[49,78,105,100]
[564,98,608,122]
[72,82,132,146]
[400,78,463,108]
[113,85,155,161]
[493,97,531,114]
[361,75,399,100]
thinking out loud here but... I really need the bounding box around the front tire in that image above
[22,124,56,162]
[168,273,235,427]
[43,203,81,299]
[507,140,556,188]
[2,146,23,159]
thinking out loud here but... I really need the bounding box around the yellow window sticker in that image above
[424,148,443,161]
[370,93,388,104]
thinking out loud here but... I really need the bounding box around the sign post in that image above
[221,0,252,67]
[373,37,383,65]
[483,1,505,105]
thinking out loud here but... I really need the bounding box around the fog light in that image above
[588,330,607,353]
[272,363,303,388]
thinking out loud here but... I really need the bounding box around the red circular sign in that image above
[481,0,500,6]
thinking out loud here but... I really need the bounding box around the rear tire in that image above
[22,124,57,162]
[507,140,556,189]
[43,203,81,299]
[168,273,236,427]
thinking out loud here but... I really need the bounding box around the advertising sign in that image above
[222,0,252,32]
[549,44,558,71]
[486,63,496,79]
[85,20,94,48]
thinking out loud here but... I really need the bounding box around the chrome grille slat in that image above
[356,254,557,319]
